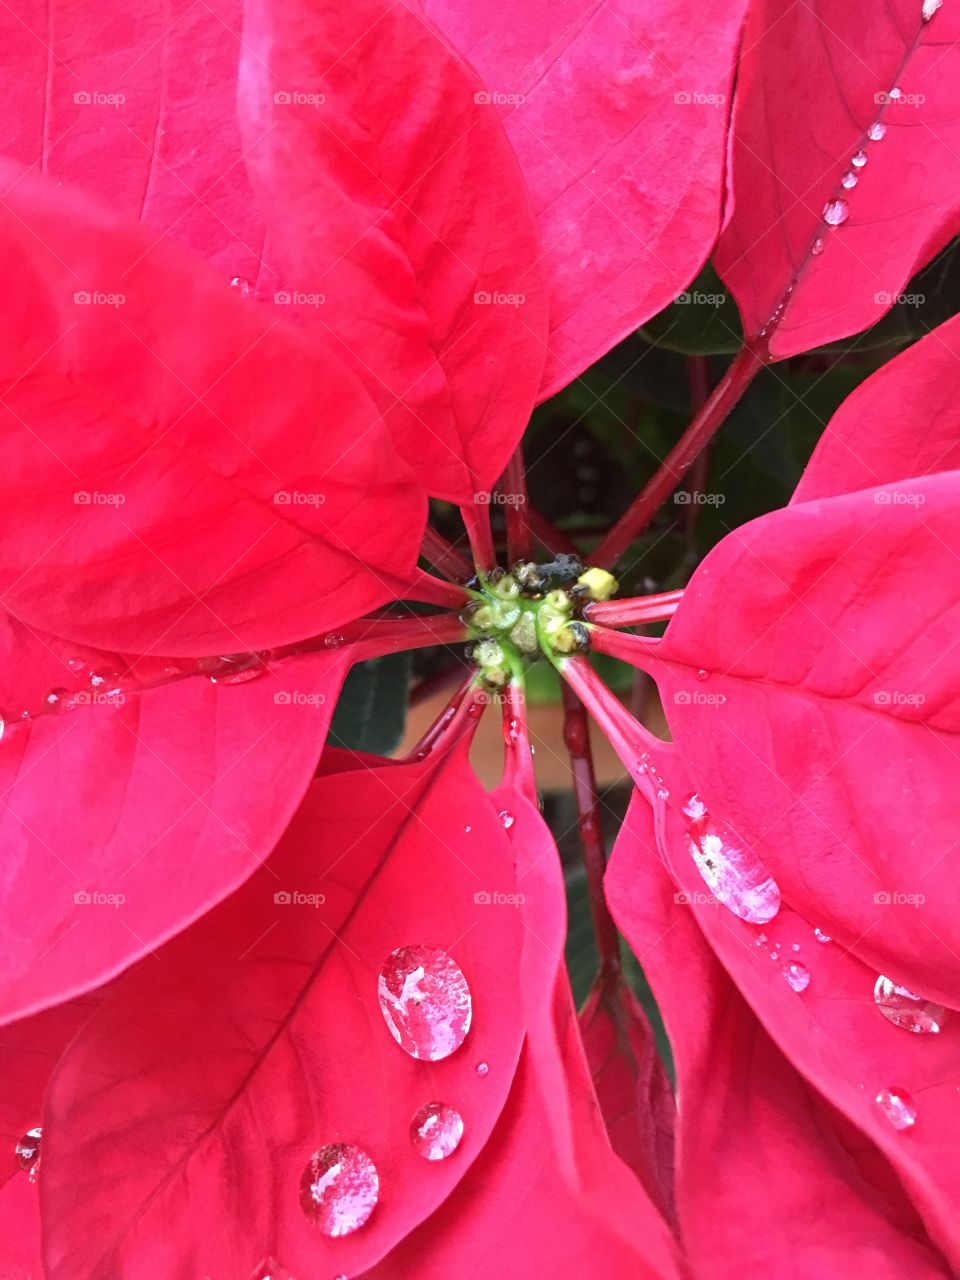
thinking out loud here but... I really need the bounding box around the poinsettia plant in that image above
[1,0,960,1274]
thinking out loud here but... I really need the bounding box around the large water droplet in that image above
[823,199,850,226]
[299,1143,379,1236]
[875,1087,917,1131]
[782,962,810,993]
[410,1102,464,1161]
[868,122,887,141]
[874,975,946,1034]
[684,809,781,924]
[15,1127,41,1178]
[378,946,472,1060]
[841,171,858,189]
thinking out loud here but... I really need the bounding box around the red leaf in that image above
[794,315,960,503]
[0,167,425,655]
[607,784,953,1274]
[42,746,528,1277]
[579,976,676,1225]
[378,791,682,1277]
[0,617,345,1023]
[424,0,747,397]
[638,472,960,1008]
[238,0,549,502]
[716,0,960,356]
[0,1,262,284]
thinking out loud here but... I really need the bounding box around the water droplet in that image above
[841,171,858,189]
[15,1127,41,1178]
[89,668,121,691]
[923,0,943,19]
[681,793,707,821]
[44,688,74,713]
[636,762,648,775]
[875,1087,917,1131]
[476,1061,489,1076]
[868,122,887,141]
[791,942,801,952]
[769,950,779,961]
[299,1143,379,1236]
[67,657,85,673]
[782,962,810,993]
[811,237,825,256]
[467,701,485,720]
[814,927,832,944]
[377,945,472,1061]
[230,276,253,297]
[874,975,946,1034]
[851,150,868,168]
[657,787,669,800]
[499,811,515,830]
[888,87,903,100]
[695,669,709,682]
[754,932,768,948]
[823,199,850,226]
[200,654,267,685]
[409,1102,464,1161]
[685,812,781,924]
[506,718,520,745]
[324,633,344,650]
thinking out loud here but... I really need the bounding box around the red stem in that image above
[561,682,622,984]
[294,611,469,664]
[584,591,684,628]
[405,569,473,610]
[420,524,474,583]
[460,500,496,574]
[592,345,765,569]
[404,670,482,761]
[499,682,537,807]
[587,624,661,675]
[683,355,712,540]
[560,656,662,791]
[500,448,533,564]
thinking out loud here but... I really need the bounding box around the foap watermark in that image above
[874,89,925,107]
[874,488,926,506]
[674,490,725,506]
[274,890,326,907]
[474,491,526,507]
[274,690,327,707]
[74,889,126,907]
[674,689,726,707]
[74,490,126,506]
[474,290,525,307]
[72,689,126,708]
[474,90,526,107]
[674,890,719,907]
[74,90,125,107]
[273,90,326,107]
[674,90,726,107]
[675,290,726,307]
[274,290,325,307]
[74,290,125,307]
[874,291,925,308]
[473,889,526,907]
[274,490,326,507]
[874,890,926,908]
[873,690,926,708]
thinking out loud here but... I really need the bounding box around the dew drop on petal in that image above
[685,811,781,924]
[299,1143,379,1236]
[851,149,868,167]
[868,121,887,141]
[875,1087,917,1131]
[695,669,709,682]
[467,701,485,720]
[792,942,801,952]
[888,87,903,100]
[410,1102,465,1161]
[873,975,947,1034]
[782,962,810,992]
[324,633,344,650]
[841,171,858,189]
[681,793,707,821]
[377,945,472,1061]
[754,932,768,948]
[823,199,850,225]
[89,668,121,690]
[476,1061,489,1076]
[230,276,253,297]
[814,927,832,944]
[923,0,943,19]
[15,1127,41,1178]
[44,688,74,713]
[811,237,825,256]
[499,811,515,830]
[464,825,472,834]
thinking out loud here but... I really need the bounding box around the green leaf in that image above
[327,652,412,755]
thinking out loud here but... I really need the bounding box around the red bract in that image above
[423,0,748,397]
[716,0,960,355]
